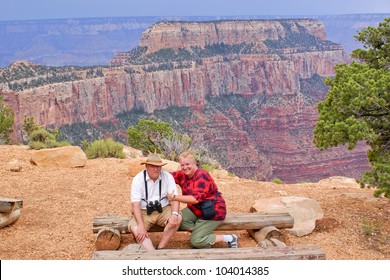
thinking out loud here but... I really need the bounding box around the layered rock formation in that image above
[0,19,370,182]
[1,14,388,67]
[138,20,327,53]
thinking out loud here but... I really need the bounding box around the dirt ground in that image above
[0,145,389,260]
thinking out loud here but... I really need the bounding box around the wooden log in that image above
[0,198,23,214]
[92,212,294,234]
[268,238,286,247]
[258,239,275,248]
[122,244,145,252]
[92,245,326,260]
[247,225,283,243]
[95,227,121,251]
[0,208,21,229]
[93,215,130,234]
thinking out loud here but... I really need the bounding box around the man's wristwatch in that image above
[171,211,179,216]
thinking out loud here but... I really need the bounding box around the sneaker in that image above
[227,234,238,248]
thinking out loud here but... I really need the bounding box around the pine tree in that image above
[0,96,14,144]
[314,18,390,197]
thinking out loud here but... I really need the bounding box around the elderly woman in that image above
[168,150,238,249]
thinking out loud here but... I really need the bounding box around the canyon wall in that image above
[0,19,370,182]
[1,14,388,67]
[138,20,326,53]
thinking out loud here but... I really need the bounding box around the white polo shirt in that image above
[130,169,178,209]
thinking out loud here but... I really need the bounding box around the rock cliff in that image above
[1,14,388,67]
[138,20,327,54]
[0,19,370,182]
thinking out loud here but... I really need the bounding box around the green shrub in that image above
[201,164,213,173]
[85,140,108,158]
[81,139,89,151]
[28,141,47,150]
[51,140,71,148]
[272,178,284,184]
[28,128,70,150]
[30,128,53,143]
[84,138,125,159]
[362,219,382,236]
[106,138,126,159]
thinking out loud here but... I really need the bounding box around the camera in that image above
[146,200,163,215]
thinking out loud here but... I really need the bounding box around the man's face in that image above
[146,164,162,181]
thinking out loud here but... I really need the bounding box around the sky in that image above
[1,0,390,21]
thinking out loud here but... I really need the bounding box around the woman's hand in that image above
[167,190,175,201]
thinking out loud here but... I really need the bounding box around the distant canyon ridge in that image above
[1,14,388,67]
[0,19,370,182]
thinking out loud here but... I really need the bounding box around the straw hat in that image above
[140,153,167,166]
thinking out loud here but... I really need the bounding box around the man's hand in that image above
[134,224,149,243]
[167,214,179,228]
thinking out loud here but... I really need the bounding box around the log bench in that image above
[92,212,294,251]
[93,212,294,234]
[92,244,326,260]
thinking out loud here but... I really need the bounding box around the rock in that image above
[123,146,143,159]
[163,160,181,173]
[319,176,361,189]
[210,168,230,179]
[30,146,87,168]
[139,20,327,54]
[251,196,324,237]
[127,159,145,177]
[275,190,288,196]
[6,159,22,172]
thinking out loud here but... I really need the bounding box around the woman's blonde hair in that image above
[179,150,197,164]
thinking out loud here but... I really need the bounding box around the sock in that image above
[223,235,233,243]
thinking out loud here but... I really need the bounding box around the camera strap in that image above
[143,170,162,202]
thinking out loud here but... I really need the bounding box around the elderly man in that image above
[128,153,181,250]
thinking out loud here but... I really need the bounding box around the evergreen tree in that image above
[314,18,390,197]
[126,118,192,160]
[0,96,14,144]
[127,119,175,154]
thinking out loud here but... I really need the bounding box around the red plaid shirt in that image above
[171,168,226,220]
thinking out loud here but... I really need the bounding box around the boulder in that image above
[123,146,143,159]
[127,159,145,177]
[163,160,181,173]
[251,196,324,237]
[210,168,230,179]
[30,146,87,168]
[6,159,22,172]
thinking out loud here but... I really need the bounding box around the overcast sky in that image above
[1,0,389,21]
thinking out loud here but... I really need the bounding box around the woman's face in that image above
[179,156,197,178]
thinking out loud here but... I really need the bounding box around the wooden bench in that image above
[92,244,326,260]
[93,212,294,234]
[92,212,294,251]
